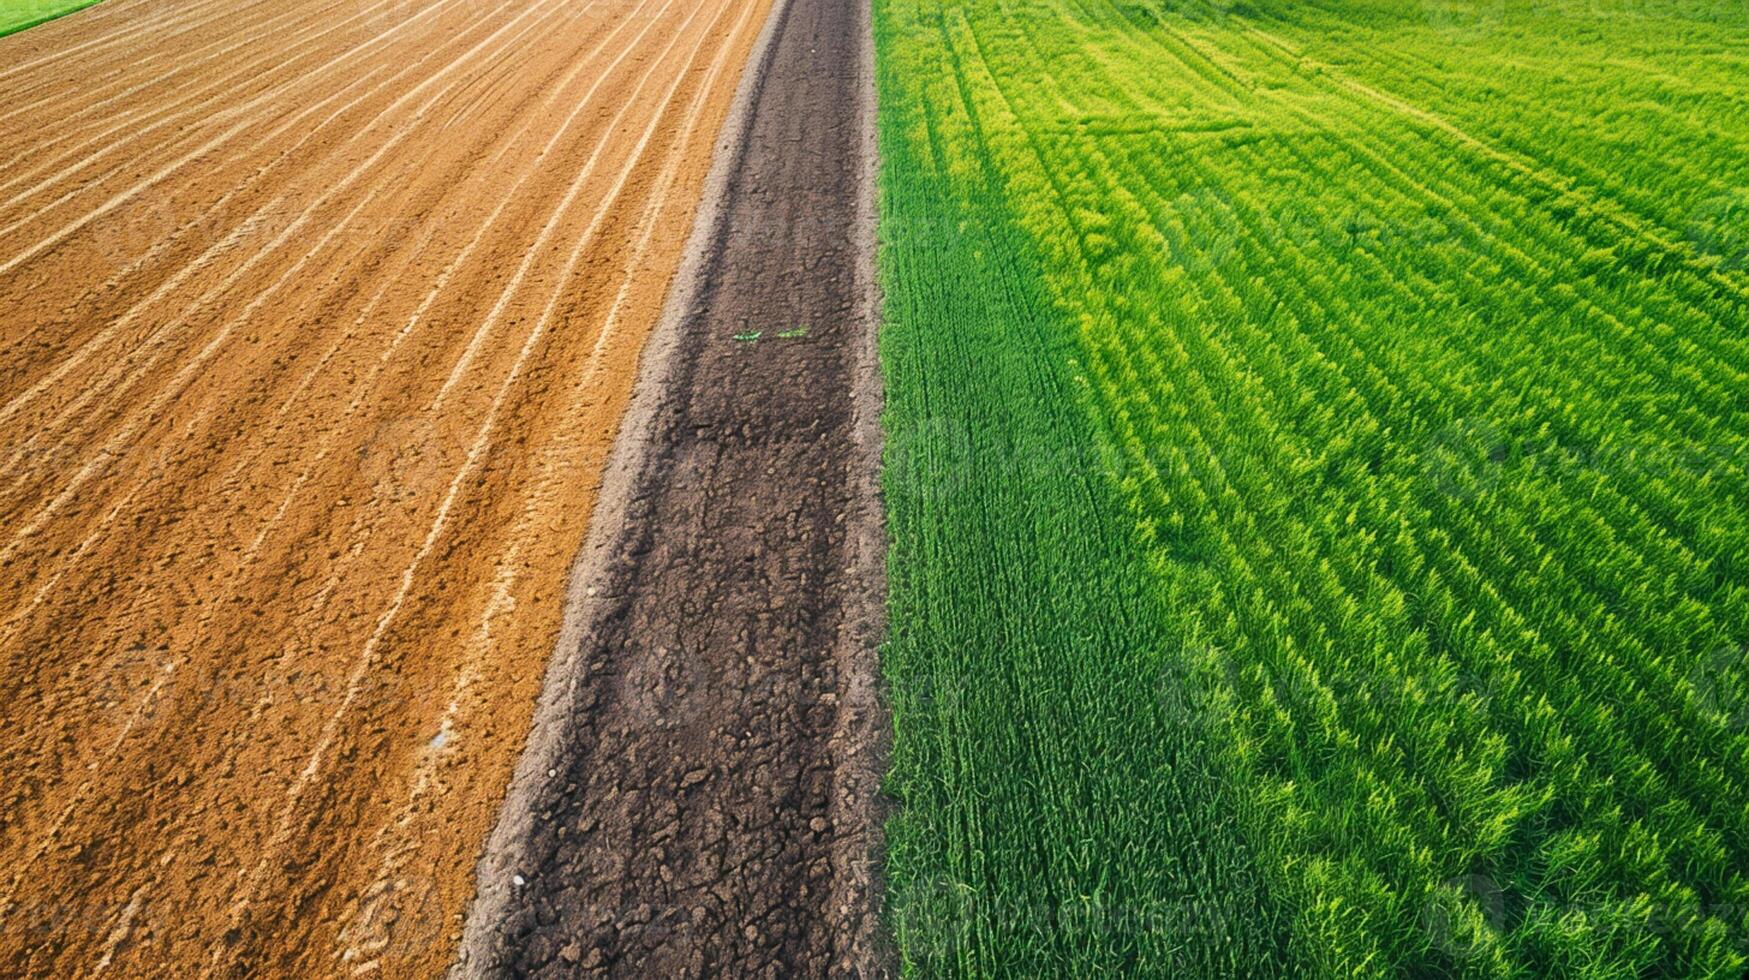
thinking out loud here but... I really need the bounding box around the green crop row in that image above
[874,0,1749,975]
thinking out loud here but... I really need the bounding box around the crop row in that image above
[877,0,1749,975]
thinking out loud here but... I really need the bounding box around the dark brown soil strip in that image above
[451,0,886,971]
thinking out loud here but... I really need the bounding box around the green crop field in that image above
[874,0,1749,975]
[0,0,103,37]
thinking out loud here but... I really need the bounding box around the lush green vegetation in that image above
[0,0,104,38]
[874,0,1749,974]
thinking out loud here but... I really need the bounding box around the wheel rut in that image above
[453,0,887,973]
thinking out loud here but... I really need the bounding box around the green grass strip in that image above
[873,1,1292,973]
[0,0,105,39]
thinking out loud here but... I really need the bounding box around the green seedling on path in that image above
[735,326,810,344]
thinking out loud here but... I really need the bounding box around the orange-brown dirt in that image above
[0,0,772,974]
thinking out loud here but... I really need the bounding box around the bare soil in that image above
[452,0,888,971]
[0,0,771,975]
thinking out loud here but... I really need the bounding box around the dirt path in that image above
[0,0,771,974]
[452,0,887,971]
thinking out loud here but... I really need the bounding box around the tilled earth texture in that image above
[0,0,773,974]
[452,0,886,972]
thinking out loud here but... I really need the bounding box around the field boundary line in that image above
[444,0,795,968]
[840,0,892,963]
[333,2,764,968]
[0,0,105,41]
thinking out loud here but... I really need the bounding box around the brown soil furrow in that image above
[0,0,358,133]
[0,0,684,639]
[0,3,487,363]
[0,0,629,435]
[334,7,766,969]
[0,0,376,205]
[0,0,549,279]
[0,0,537,453]
[0,0,773,975]
[0,0,566,924]
[0,0,571,498]
[0,52,412,389]
[0,0,256,91]
[210,0,744,946]
[1,0,524,265]
[0,0,416,202]
[454,0,887,971]
[0,0,600,793]
[0,0,577,861]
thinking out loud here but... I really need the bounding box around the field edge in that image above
[446,0,893,967]
[444,0,795,968]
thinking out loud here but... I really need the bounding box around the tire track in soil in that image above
[453,0,888,972]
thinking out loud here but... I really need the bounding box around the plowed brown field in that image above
[0,0,771,974]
